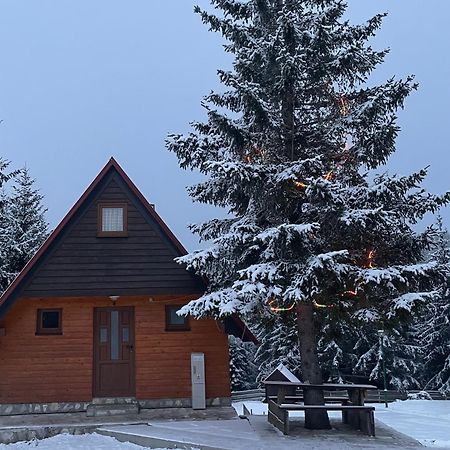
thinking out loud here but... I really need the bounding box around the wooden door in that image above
[93,307,135,397]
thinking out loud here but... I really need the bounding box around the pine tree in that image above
[421,217,450,393]
[6,167,48,282]
[0,158,17,188]
[254,312,301,382]
[0,190,13,292]
[9,167,48,274]
[167,0,449,428]
[317,311,359,383]
[0,158,19,293]
[354,324,421,392]
[229,335,258,390]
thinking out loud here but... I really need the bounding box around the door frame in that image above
[92,306,136,398]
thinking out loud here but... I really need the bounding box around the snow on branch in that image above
[308,250,349,270]
[189,218,237,242]
[388,291,438,318]
[255,223,319,244]
[238,262,282,284]
[352,308,382,322]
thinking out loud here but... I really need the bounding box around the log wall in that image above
[0,296,230,404]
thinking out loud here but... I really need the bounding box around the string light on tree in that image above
[294,180,308,189]
[338,95,349,116]
[293,170,334,190]
[367,250,375,268]
[313,300,334,309]
[341,285,361,297]
[268,298,295,312]
[243,146,267,164]
[270,249,377,314]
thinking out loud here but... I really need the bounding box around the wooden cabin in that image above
[0,158,255,416]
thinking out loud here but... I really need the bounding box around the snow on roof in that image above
[276,364,300,382]
[265,363,300,382]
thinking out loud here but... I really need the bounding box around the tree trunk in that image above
[282,92,295,160]
[297,300,331,429]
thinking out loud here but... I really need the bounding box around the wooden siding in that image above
[0,296,231,404]
[21,175,203,298]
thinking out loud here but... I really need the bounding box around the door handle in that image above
[126,344,134,351]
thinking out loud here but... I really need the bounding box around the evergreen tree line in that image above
[0,158,48,294]
[230,217,450,393]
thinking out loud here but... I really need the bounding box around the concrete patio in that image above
[0,407,236,444]
[98,416,423,450]
[0,407,425,449]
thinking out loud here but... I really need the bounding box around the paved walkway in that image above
[0,407,427,449]
[0,407,236,444]
[99,416,423,449]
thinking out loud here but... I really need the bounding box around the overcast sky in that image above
[0,0,448,250]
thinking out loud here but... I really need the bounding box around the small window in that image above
[165,305,190,331]
[36,309,62,335]
[98,203,128,237]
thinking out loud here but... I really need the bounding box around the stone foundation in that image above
[0,402,90,416]
[138,396,231,410]
[0,397,231,416]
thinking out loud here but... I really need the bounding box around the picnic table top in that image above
[279,403,376,410]
[263,381,377,390]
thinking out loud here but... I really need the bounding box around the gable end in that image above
[0,159,205,317]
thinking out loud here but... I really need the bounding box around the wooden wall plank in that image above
[21,178,204,297]
[0,296,230,404]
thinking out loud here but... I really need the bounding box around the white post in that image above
[191,353,206,409]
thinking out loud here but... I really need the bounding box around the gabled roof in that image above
[263,363,300,382]
[0,157,193,311]
[0,157,257,343]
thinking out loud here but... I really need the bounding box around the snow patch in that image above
[0,433,160,449]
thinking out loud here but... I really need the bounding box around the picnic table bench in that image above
[267,395,350,405]
[263,381,377,437]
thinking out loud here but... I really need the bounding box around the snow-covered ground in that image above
[233,399,450,448]
[1,400,449,449]
[374,400,450,448]
[0,433,153,450]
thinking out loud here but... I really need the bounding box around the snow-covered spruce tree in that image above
[229,335,258,390]
[420,217,450,393]
[317,310,359,383]
[354,323,422,392]
[0,158,15,188]
[0,190,14,293]
[5,167,48,285]
[0,158,19,293]
[254,311,301,382]
[167,0,449,428]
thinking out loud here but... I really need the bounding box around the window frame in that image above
[36,308,63,335]
[97,202,128,237]
[165,305,190,332]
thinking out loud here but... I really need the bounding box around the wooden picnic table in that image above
[263,380,377,404]
[263,380,378,435]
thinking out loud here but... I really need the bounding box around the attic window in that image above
[98,203,128,237]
